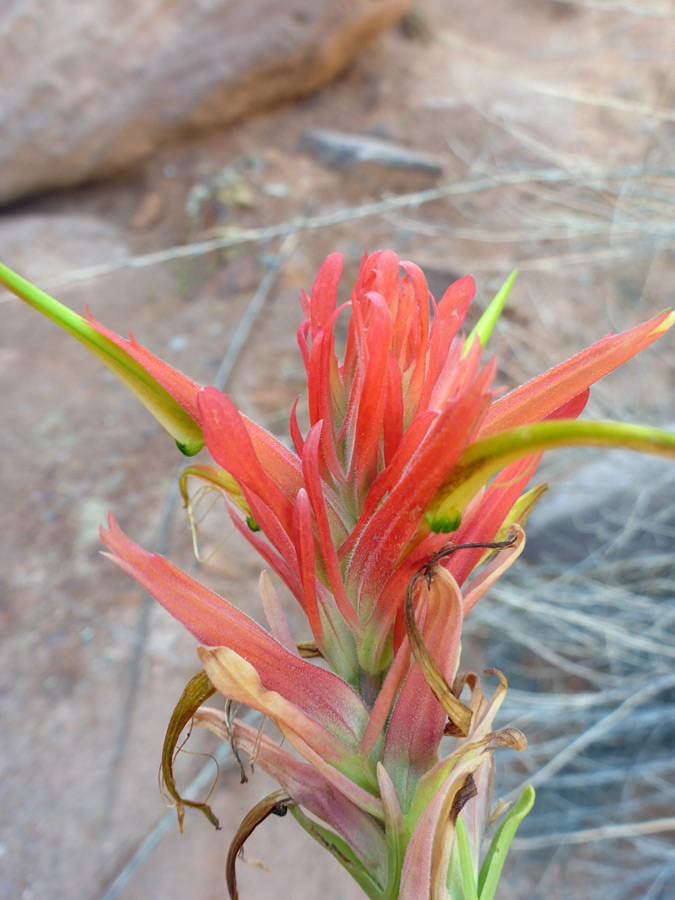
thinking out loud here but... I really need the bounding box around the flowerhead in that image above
[136,250,672,684]
[3,251,673,900]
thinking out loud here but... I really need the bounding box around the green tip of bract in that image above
[652,308,675,336]
[175,438,203,457]
[464,269,518,357]
[425,507,462,534]
[0,262,205,455]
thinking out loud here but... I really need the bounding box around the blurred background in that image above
[1,1,674,898]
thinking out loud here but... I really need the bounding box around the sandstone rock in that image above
[0,0,412,206]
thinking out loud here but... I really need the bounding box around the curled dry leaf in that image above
[492,727,528,752]
[483,667,508,684]
[448,772,478,826]
[404,538,519,737]
[160,670,218,831]
[403,574,473,736]
[226,789,295,900]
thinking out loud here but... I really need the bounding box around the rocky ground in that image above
[1,1,674,899]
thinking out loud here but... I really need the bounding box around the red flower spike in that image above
[10,249,673,900]
[301,425,359,630]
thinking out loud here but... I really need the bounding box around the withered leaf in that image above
[160,669,219,831]
[296,640,323,658]
[404,576,472,736]
[492,727,527,751]
[227,790,294,900]
[449,772,478,825]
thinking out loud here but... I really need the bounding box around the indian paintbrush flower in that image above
[2,251,673,899]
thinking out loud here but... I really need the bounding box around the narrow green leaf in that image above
[0,262,204,455]
[464,269,518,356]
[179,464,253,519]
[478,786,535,900]
[455,816,479,900]
[289,805,383,900]
[471,483,548,566]
[501,481,549,530]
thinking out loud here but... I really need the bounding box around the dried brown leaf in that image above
[449,772,478,825]
[227,790,294,900]
[296,640,323,658]
[160,669,219,831]
[404,576,473,736]
[492,727,528,751]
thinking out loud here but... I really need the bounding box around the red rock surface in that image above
[0,0,412,205]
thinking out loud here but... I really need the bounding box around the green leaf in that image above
[0,262,205,455]
[179,464,256,558]
[464,269,518,356]
[428,419,675,527]
[455,816,479,900]
[478,786,535,900]
[289,805,383,900]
